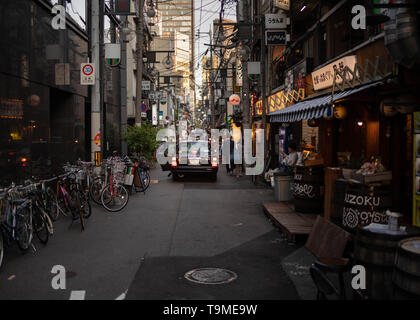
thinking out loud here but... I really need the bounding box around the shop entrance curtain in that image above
[269,81,382,123]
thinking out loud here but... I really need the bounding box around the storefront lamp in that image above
[333,105,347,119]
[357,121,364,127]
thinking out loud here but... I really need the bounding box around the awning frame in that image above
[269,81,383,123]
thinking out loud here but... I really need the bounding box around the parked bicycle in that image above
[23,181,53,244]
[56,166,91,231]
[0,184,34,255]
[100,158,130,212]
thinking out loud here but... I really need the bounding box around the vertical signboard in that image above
[236,60,243,87]
[413,111,420,227]
[152,103,158,126]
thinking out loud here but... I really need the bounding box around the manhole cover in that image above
[184,268,237,285]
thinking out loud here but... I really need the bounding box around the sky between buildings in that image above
[56,0,236,99]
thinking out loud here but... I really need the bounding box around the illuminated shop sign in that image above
[255,88,306,116]
[311,55,357,91]
[0,98,24,119]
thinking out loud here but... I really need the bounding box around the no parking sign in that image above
[141,104,148,112]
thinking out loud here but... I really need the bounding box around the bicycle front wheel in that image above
[135,169,150,193]
[46,187,59,221]
[80,191,92,219]
[16,208,33,252]
[89,177,103,205]
[69,189,85,231]
[32,207,49,245]
[100,184,129,212]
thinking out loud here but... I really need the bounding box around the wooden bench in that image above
[263,202,318,243]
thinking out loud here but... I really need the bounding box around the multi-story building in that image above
[0,0,92,183]
[238,0,420,233]
[157,0,195,122]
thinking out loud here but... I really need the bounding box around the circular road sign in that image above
[141,104,148,112]
[94,133,100,146]
[82,64,94,76]
[229,94,241,106]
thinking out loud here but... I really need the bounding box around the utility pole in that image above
[209,29,215,129]
[119,5,128,155]
[100,0,106,158]
[90,0,102,162]
[135,0,145,127]
[260,15,268,173]
[241,0,250,131]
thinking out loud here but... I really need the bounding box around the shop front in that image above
[267,50,419,233]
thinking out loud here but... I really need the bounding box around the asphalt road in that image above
[0,168,307,300]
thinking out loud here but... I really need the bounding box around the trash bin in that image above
[274,173,293,202]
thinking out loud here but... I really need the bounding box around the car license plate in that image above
[189,159,200,165]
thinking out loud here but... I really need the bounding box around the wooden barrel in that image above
[392,237,420,299]
[341,183,392,231]
[292,166,324,213]
[331,179,347,225]
[354,228,409,300]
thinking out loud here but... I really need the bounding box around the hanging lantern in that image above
[333,105,347,119]
[27,94,40,107]
[380,101,399,117]
[307,119,319,127]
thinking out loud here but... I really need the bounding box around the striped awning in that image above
[269,81,382,123]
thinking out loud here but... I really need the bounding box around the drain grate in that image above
[184,268,237,285]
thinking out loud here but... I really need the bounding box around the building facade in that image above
[0,0,90,183]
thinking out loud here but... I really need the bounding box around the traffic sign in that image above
[94,133,101,146]
[142,81,151,91]
[81,63,95,85]
[229,94,241,106]
[141,104,148,112]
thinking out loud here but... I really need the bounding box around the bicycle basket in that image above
[113,162,126,173]
[93,166,102,176]
[113,172,125,184]
[76,170,86,181]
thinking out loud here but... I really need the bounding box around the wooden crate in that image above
[352,171,392,184]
